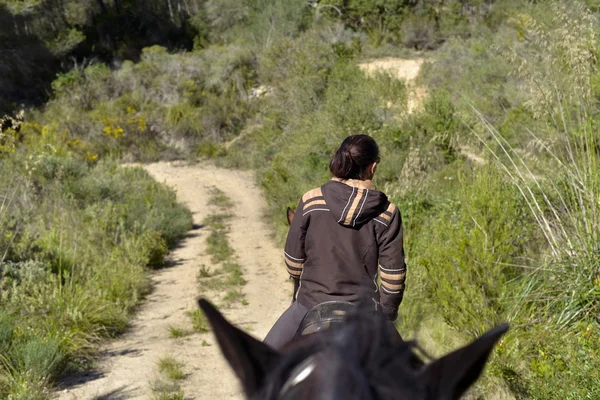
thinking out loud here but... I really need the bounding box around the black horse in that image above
[198,298,508,400]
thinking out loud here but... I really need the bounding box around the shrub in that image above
[0,151,192,397]
[412,168,534,336]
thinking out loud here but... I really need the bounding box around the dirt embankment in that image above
[359,57,486,165]
[359,57,427,114]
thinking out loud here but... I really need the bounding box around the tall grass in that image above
[443,3,600,397]
[473,109,600,327]
[469,0,600,329]
[466,101,600,399]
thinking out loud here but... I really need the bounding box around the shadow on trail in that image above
[169,223,205,253]
[59,370,104,388]
[59,348,145,392]
[92,386,137,400]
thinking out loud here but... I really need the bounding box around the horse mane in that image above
[260,306,426,399]
[197,298,508,400]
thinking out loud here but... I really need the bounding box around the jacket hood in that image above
[321,179,389,228]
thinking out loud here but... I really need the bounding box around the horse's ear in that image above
[286,207,296,226]
[197,299,281,397]
[423,323,509,400]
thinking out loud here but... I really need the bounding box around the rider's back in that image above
[284,178,406,320]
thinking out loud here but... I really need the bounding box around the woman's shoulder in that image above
[373,202,399,227]
[301,186,324,203]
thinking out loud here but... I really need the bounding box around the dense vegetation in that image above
[0,144,192,397]
[2,0,600,398]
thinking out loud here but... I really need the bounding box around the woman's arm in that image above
[376,205,407,321]
[284,197,307,279]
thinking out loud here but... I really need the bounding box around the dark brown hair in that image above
[329,135,380,179]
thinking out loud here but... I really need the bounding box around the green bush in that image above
[4,1,600,398]
[0,150,192,397]
[412,168,534,336]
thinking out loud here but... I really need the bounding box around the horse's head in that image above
[198,298,508,400]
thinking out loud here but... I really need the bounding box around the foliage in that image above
[25,43,259,161]
[414,168,534,336]
[403,1,600,397]
[0,132,192,397]
[0,0,206,114]
[317,0,525,49]
[186,309,209,333]
[152,356,186,399]
[157,356,186,381]
[3,0,600,398]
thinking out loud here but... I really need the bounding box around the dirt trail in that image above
[57,162,290,399]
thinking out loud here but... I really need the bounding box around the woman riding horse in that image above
[264,134,407,349]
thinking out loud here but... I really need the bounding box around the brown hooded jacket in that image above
[284,178,406,320]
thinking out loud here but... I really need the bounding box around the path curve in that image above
[57,161,290,399]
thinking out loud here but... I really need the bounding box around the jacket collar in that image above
[330,177,375,190]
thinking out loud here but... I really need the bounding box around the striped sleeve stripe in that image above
[284,251,306,262]
[379,265,404,272]
[379,266,405,291]
[285,253,304,277]
[382,286,402,294]
[284,257,304,269]
[374,218,388,227]
[379,269,406,281]
[381,279,405,291]
[286,262,303,277]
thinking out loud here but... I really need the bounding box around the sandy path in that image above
[57,162,290,399]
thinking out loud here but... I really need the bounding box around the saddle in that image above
[296,301,356,336]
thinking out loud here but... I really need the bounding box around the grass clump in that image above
[205,221,235,263]
[223,289,246,307]
[186,309,209,333]
[224,264,246,286]
[208,187,234,210]
[157,356,186,381]
[168,326,193,339]
[151,378,185,400]
[197,264,217,278]
[151,356,186,400]
[152,387,185,400]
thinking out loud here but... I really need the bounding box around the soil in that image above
[56,161,290,400]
